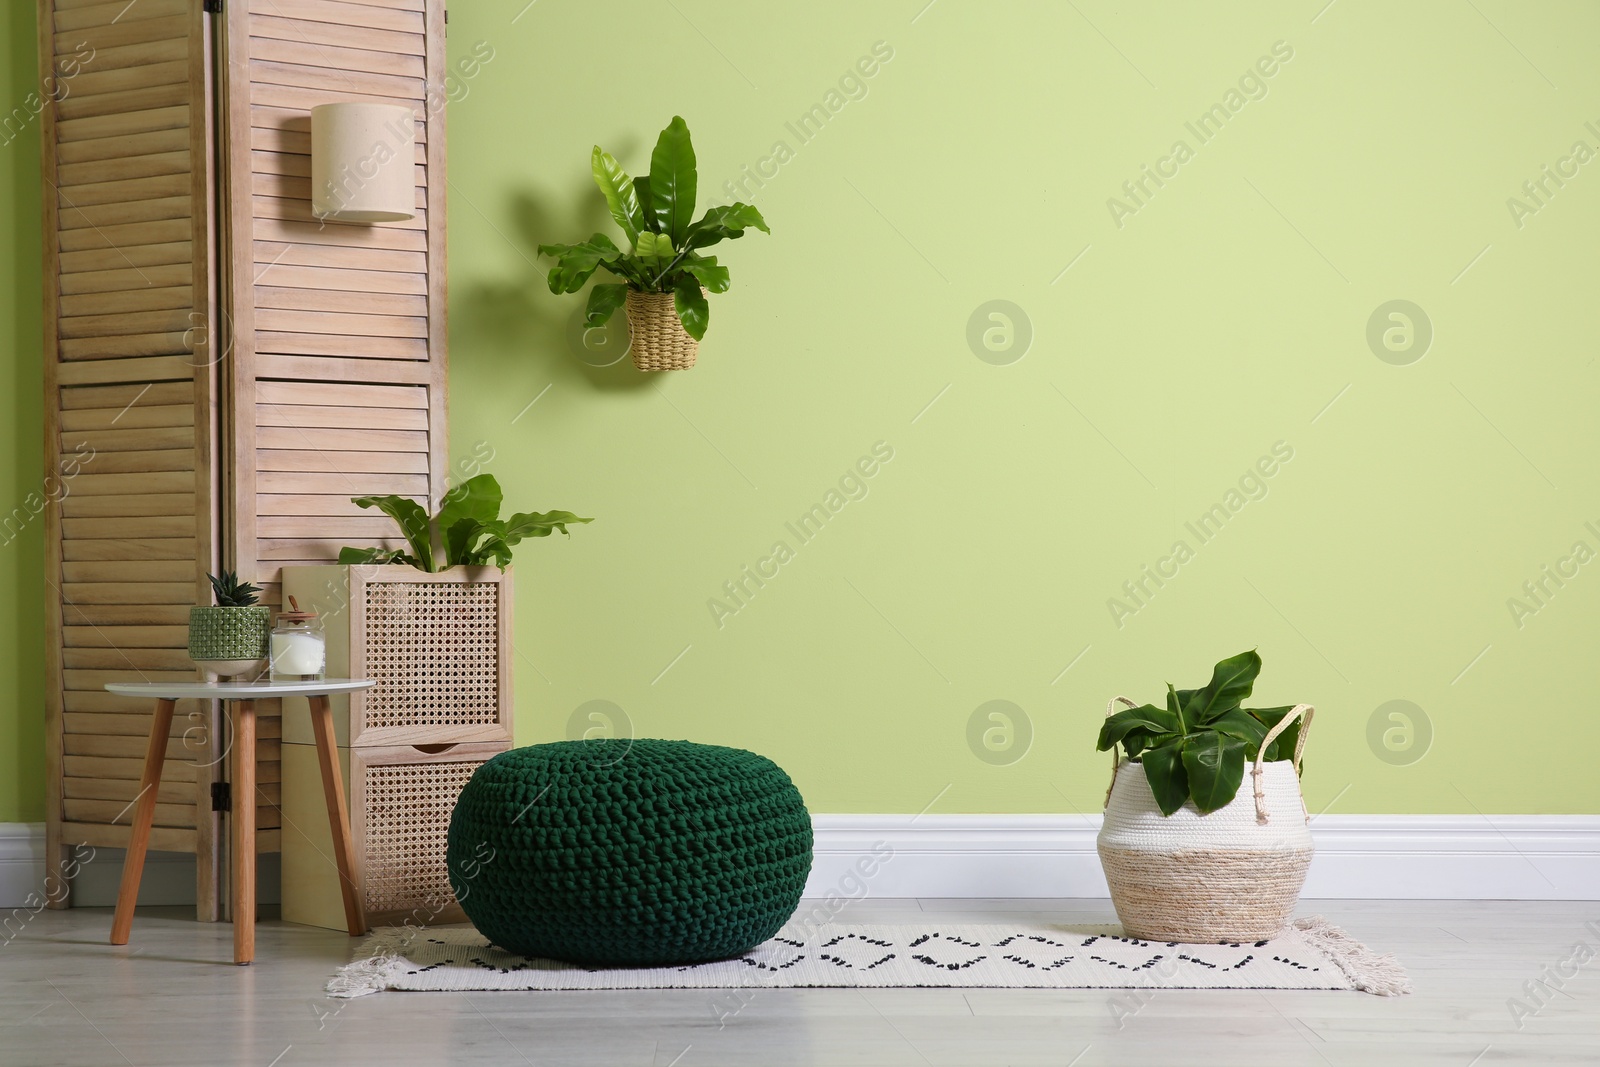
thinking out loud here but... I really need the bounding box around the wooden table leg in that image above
[308,694,366,937]
[110,698,176,946]
[233,699,256,965]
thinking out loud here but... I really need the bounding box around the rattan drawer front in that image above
[282,740,506,931]
[281,565,513,748]
[357,743,506,926]
[361,580,500,732]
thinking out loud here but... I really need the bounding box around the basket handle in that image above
[1101,696,1138,809]
[1251,703,1314,825]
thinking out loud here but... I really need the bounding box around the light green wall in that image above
[1,3,1595,822]
[2,3,45,824]
[444,0,1599,816]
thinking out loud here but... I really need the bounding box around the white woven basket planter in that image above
[1096,699,1315,943]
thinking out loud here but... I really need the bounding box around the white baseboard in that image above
[6,816,1597,910]
[804,814,1600,901]
[0,824,278,910]
[0,824,46,910]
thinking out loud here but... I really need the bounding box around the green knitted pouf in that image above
[445,739,813,967]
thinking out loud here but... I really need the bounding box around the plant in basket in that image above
[1096,649,1307,815]
[538,116,770,371]
[1094,649,1316,943]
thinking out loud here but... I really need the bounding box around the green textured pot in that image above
[188,606,269,678]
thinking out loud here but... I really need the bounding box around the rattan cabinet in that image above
[278,565,512,929]
[38,0,451,918]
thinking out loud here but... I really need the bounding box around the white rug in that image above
[329,916,1409,998]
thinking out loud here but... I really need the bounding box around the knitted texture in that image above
[187,606,269,661]
[446,739,813,967]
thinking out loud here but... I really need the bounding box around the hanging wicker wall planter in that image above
[625,289,701,372]
[1096,698,1315,943]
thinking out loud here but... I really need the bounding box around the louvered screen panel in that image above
[40,0,223,909]
[58,377,200,848]
[255,381,431,596]
[219,0,449,850]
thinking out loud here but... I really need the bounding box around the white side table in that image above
[103,679,375,964]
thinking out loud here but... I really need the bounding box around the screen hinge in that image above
[202,0,223,13]
[211,781,231,813]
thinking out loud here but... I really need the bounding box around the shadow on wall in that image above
[453,170,653,394]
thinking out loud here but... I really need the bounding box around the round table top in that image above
[104,679,375,699]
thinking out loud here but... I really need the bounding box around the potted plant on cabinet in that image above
[1095,649,1315,942]
[188,571,270,678]
[538,115,770,371]
[285,472,592,747]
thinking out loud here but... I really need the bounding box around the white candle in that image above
[271,631,325,676]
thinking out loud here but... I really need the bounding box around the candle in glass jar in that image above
[271,597,325,681]
[272,631,325,676]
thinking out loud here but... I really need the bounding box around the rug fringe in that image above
[1293,916,1413,996]
[326,928,424,999]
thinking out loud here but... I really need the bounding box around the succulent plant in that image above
[207,570,262,608]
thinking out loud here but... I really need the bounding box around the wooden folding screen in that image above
[40,0,225,916]
[39,0,450,917]
[214,0,449,913]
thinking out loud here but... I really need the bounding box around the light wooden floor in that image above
[2,898,1595,1066]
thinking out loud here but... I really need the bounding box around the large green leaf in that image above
[1139,740,1190,816]
[498,510,594,547]
[1096,704,1180,752]
[449,510,591,569]
[1247,706,1301,763]
[590,146,642,245]
[472,531,514,569]
[1120,727,1154,759]
[351,494,434,571]
[681,255,730,293]
[443,518,488,569]
[436,475,503,567]
[1181,732,1247,813]
[683,202,769,250]
[647,116,697,246]
[673,275,709,340]
[632,176,655,230]
[1207,707,1270,754]
[585,283,628,328]
[451,511,587,569]
[633,231,675,263]
[1183,649,1261,722]
[437,474,502,532]
[538,234,622,294]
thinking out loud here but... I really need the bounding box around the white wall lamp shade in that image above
[310,102,417,223]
